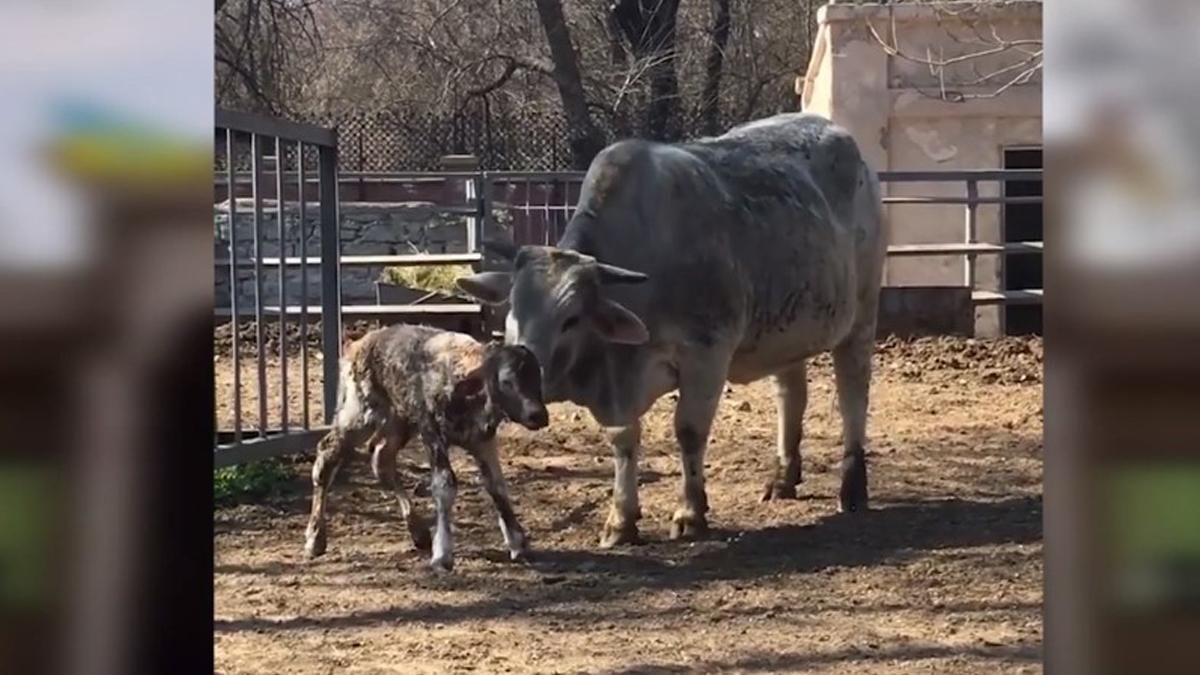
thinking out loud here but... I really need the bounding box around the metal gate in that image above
[214,109,342,467]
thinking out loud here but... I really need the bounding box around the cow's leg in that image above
[420,425,458,572]
[305,424,370,558]
[832,327,874,513]
[600,420,643,548]
[468,437,529,561]
[671,364,726,540]
[762,361,808,501]
[370,419,433,552]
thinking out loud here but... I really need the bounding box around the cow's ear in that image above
[592,298,649,345]
[456,272,512,305]
[482,238,518,262]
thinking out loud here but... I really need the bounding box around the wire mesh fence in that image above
[216,101,737,173]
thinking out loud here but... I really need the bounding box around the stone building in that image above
[799,1,1043,336]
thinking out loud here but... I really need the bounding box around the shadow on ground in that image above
[214,493,1041,634]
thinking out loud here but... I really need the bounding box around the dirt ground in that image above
[214,335,1044,674]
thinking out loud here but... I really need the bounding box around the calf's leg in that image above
[762,361,808,501]
[305,424,371,558]
[600,420,643,548]
[671,361,728,540]
[468,437,528,561]
[420,425,458,572]
[370,420,433,552]
[832,326,874,513]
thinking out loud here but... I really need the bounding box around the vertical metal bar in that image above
[542,176,551,244]
[998,176,1009,337]
[964,179,978,291]
[275,137,289,433]
[480,171,493,260]
[530,176,540,243]
[298,141,310,430]
[319,142,342,424]
[561,175,571,239]
[226,129,242,443]
[252,133,269,436]
[465,171,478,253]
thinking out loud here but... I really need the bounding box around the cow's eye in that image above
[561,315,580,332]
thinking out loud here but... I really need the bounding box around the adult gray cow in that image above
[458,112,886,547]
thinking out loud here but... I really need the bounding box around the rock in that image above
[736,401,752,412]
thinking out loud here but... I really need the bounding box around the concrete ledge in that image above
[890,85,1042,119]
[820,1,1043,24]
[877,286,974,337]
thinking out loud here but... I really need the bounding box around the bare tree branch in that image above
[863,2,1042,103]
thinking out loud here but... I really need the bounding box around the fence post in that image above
[319,142,341,424]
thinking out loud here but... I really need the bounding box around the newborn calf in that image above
[304,324,548,571]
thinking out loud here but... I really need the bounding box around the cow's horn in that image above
[596,263,649,284]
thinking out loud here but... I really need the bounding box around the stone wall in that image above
[214,199,474,308]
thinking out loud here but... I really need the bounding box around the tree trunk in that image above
[611,0,682,141]
[700,0,732,136]
[533,0,606,169]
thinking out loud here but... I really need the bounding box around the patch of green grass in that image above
[0,465,55,608]
[214,459,293,507]
[379,263,474,296]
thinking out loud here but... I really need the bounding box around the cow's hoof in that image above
[837,453,869,514]
[670,511,709,540]
[599,520,641,548]
[429,556,455,574]
[304,528,327,559]
[407,522,433,552]
[761,480,798,502]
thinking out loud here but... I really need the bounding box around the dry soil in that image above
[214,335,1043,674]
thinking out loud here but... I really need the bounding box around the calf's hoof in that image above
[507,528,531,562]
[428,556,455,574]
[760,480,798,502]
[669,510,709,541]
[837,453,869,514]
[304,528,327,559]
[509,545,530,563]
[408,523,433,552]
[599,518,642,548]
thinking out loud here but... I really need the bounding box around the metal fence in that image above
[214,109,342,467]
[477,169,1045,318]
[213,131,1041,464]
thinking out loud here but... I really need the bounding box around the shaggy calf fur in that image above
[303,324,548,572]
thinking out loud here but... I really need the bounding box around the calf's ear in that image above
[448,366,487,413]
[592,298,649,345]
[456,272,512,304]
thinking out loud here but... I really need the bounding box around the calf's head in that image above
[456,243,650,388]
[454,343,549,430]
